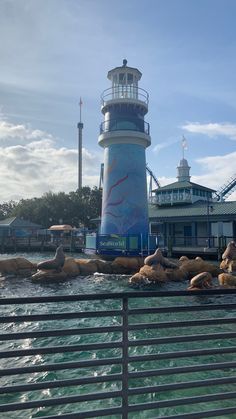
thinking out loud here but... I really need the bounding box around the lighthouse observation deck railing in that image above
[101,86,149,105]
[1,291,236,418]
[100,118,150,135]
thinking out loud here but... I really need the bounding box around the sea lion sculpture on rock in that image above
[222,241,236,264]
[37,245,65,272]
[144,248,178,269]
[218,272,236,288]
[221,241,236,273]
[129,248,179,285]
[187,272,213,291]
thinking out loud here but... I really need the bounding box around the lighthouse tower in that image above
[98,60,151,236]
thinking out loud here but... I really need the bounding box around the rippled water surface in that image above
[0,252,236,418]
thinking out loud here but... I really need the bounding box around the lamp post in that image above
[206,199,210,248]
[206,197,214,248]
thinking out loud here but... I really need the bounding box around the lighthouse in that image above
[98,60,151,236]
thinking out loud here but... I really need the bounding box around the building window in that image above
[119,73,125,84]
[127,73,133,84]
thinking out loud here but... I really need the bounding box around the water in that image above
[0,252,236,418]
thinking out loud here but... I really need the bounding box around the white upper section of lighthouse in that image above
[107,58,142,83]
[98,60,151,149]
[101,59,149,115]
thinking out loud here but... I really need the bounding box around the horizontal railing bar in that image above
[1,314,235,327]
[128,331,236,346]
[129,317,236,330]
[128,346,236,362]
[41,406,123,419]
[128,361,236,378]
[128,375,236,395]
[0,325,123,341]
[128,390,236,411]
[3,359,233,381]
[0,373,122,394]
[0,288,235,304]
[128,302,236,314]
[0,390,122,412]
[157,406,236,419]
[0,310,122,323]
[0,340,123,358]
[0,340,123,359]
[0,357,122,377]
[4,372,233,400]
[2,328,236,344]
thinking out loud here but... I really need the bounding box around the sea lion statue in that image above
[222,241,236,263]
[144,248,178,269]
[37,245,65,272]
[187,271,213,291]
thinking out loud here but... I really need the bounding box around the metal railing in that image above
[0,233,86,253]
[101,86,149,105]
[1,290,236,418]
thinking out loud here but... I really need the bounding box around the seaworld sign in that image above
[98,236,126,250]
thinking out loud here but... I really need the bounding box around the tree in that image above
[8,187,102,229]
[0,201,17,220]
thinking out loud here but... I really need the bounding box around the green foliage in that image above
[0,201,17,220]
[8,187,102,229]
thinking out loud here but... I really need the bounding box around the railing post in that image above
[122,296,129,418]
[167,235,172,257]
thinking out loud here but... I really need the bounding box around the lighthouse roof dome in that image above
[107,59,142,80]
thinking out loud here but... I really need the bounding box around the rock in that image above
[63,257,80,277]
[179,256,189,264]
[112,257,144,274]
[220,259,236,273]
[179,257,221,279]
[188,272,213,290]
[165,268,188,282]
[218,273,236,288]
[130,264,167,284]
[74,259,99,275]
[95,259,113,274]
[128,272,150,285]
[0,257,34,276]
[31,269,68,281]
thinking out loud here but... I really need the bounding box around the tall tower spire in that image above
[98,60,151,235]
[77,98,83,190]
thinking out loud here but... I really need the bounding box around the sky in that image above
[0,0,236,202]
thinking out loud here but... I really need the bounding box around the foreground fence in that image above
[0,290,236,418]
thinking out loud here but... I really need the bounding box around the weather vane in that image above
[182,136,188,159]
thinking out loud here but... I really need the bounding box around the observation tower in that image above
[98,60,151,235]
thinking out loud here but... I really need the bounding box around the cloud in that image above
[153,137,180,154]
[182,122,236,140]
[0,118,102,201]
[191,151,236,200]
[0,120,53,145]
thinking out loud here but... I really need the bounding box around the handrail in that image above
[1,290,236,418]
[101,86,149,105]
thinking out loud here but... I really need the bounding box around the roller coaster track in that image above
[146,164,160,198]
[215,173,236,201]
